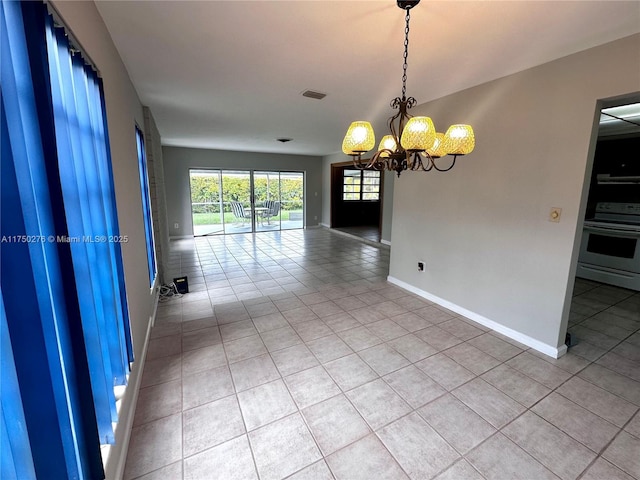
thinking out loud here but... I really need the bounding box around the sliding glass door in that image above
[190,170,224,235]
[280,171,304,230]
[190,169,303,235]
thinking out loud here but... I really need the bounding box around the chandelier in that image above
[341,0,475,177]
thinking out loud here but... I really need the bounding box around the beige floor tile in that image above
[416,353,476,391]
[358,343,410,376]
[481,363,551,407]
[237,379,297,431]
[284,365,341,409]
[302,394,370,455]
[443,343,501,375]
[326,435,409,480]
[286,460,334,480]
[183,435,257,480]
[270,343,319,377]
[324,354,378,391]
[387,333,437,363]
[346,379,412,430]
[379,412,460,479]
[418,394,496,454]
[433,459,485,480]
[452,378,525,428]
[556,376,637,427]
[502,411,596,480]
[182,364,234,410]
[580,457,635,480]
[133,379,182,427]
[532,392,619,452]
[506,351,572,389]
[603,431,640,478]
[466,433,559,480]
[183,395,245,456]
[229,353,280,392]
[248,413,322,480]
[124,414,182,479]
[383,364,446,409]
[305,333,354,363]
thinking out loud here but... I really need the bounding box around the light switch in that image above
[549,207,562,223]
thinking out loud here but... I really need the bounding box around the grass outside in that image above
[192,210,302,226]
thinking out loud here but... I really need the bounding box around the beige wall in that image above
[50,2,158,478]
[387,34,640,356]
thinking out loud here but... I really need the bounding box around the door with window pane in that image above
[332,166,382,228]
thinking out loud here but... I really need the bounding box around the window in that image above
[1,2,134,476]
[136,126,157,287]
[343,169,380,201]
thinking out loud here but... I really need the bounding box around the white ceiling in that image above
[94,0,640,156]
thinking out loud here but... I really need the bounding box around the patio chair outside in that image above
[262,200,281,225]
[230,201,251,225]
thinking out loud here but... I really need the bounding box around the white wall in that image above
[162,146,323,237]
[50,2,157,478]
[387,34,640,356]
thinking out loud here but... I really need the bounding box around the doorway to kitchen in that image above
[564,92,640,359]
[189,169,304,235]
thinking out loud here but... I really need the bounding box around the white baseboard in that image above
[169,235,194,240]
[109,293,158,480]
[387,276,567,359]
[319,223,330,228]
[381,239,391,246]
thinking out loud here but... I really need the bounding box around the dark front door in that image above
[331,163,382,229]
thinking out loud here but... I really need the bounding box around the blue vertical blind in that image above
[1,1,135,477]
[136,127,157,286]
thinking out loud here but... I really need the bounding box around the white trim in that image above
[169,235,194,240]
[381,239,391,246]
[387,276,567,359]
[110,293,158,480]
[319,222,330,228]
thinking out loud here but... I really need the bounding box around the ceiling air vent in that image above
[302,90,327,100]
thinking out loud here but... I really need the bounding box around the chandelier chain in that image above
[401,9,410,100]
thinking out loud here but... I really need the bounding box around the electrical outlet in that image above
[418,261,425,272]
[174,223,179,229]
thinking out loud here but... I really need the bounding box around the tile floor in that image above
[333,226,381,244]
[124,229,640,480]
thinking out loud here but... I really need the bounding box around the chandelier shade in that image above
[400,116,436,151]
[341,0,476,177]
[442,124,475,155]
[342,121,375,155]
[426,132,447,158]
[377,135,398,158]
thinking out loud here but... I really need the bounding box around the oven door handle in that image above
[583,223,640,236]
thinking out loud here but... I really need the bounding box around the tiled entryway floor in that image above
[124,229,640,480]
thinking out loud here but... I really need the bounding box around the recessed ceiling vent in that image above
[302,90,327,100]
